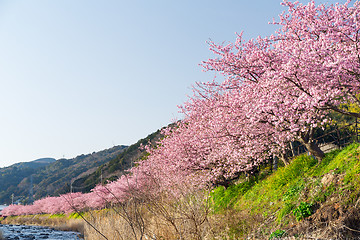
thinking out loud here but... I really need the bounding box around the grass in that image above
[3,143,360,239]
[210,142,360,239]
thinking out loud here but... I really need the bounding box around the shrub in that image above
[269,229,286,239]
[293,202,313,221]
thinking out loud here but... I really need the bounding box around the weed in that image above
[293,202,313,221]
[269,229,286,239]
[68,212,82,219]
[277,202,295,220]
[282,183,303,201]
[49,213,65,218]
[211,178,258,212]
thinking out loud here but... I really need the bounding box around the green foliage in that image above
[74,128,163,193]
[49,213,65,218]
[211,178,258,212]
[277,202,295,220]
[313,183,336,203]
[234,154,318,218]
[312,144,357,176]
[282,183,304,201]
[0,145,128,204]
[293,202,313,221]
[67,212,82,219]
[209,143,360,238]
[269,229,286,239]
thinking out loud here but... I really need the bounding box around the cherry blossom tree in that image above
[201,0,360,161]
[3,0,360,217]
[276,0,360,118]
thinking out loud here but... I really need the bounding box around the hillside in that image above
[0,126,164,205]
[3,143,360,239]
[0,145,127,205]
[0,158,56,205]
[210,143,360,239]
[71,128,163,193]
[12,158,56,169]
[31,145,128,199]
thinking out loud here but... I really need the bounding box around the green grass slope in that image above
[210,143,360,239]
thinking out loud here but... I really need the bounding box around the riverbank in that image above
[0,224,82,239]
[1,213,84,238]
[2,144,360,239]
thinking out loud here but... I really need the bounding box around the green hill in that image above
[0,158,56,205]
[71,128,162,193]
[31,145,128,199]
[0,145,127,205]
[210,142,360,239]
[12,158,56,169]
[0,127,164,205]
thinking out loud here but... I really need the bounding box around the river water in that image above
[0,205,82,239]
[0,224,82,239]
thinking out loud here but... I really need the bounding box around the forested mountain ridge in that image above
[11,158,56,169]
[0,159,52,205]
[0,145,127,205]
[0,127,164,205]
[71,128,163,193]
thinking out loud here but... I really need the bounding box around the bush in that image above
[293,202,313,221]
[269,229,286,239]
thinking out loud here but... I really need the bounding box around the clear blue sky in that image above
[0,0,346,167]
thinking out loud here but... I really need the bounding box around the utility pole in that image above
[11,193,14,205]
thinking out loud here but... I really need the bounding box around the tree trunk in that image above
[290,142,296,157]
[299,126,325,163]
[280,153,289,166]
[303,141,325,161]
[272,155,278,171]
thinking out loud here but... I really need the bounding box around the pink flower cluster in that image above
[1,173,153,216]
[3,0,360,216]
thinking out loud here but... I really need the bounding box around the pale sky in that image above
[0,0,346,167]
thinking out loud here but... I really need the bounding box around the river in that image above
[0,205,82,239]
[0,224,82,239]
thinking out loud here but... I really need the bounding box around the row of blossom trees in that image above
[2,0,359,216]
